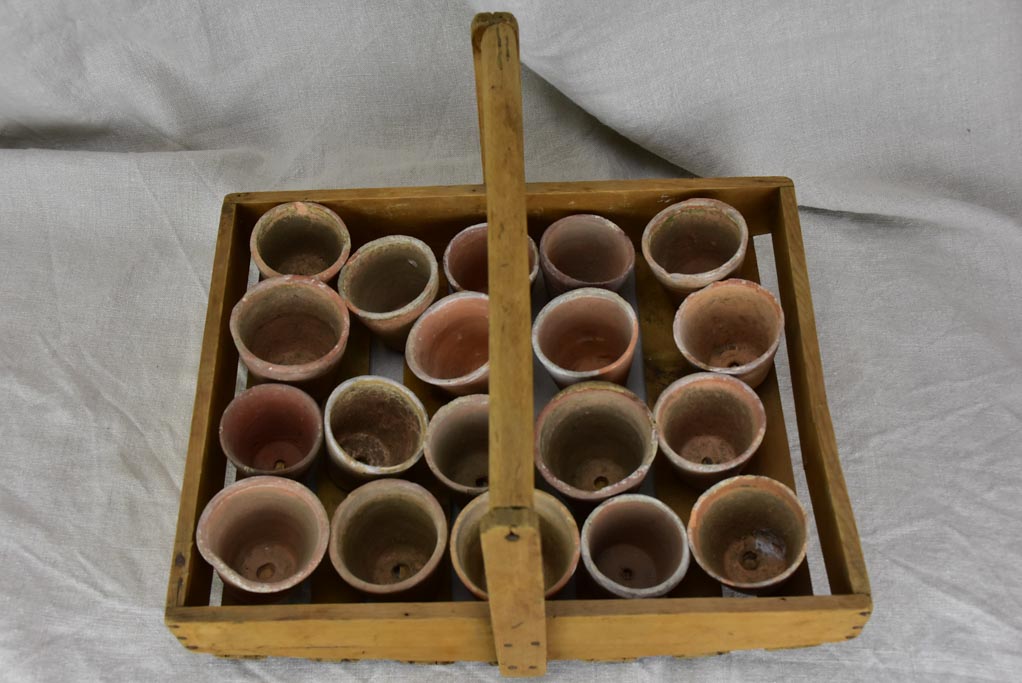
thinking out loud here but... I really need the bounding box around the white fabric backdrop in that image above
[1,1,1019,680]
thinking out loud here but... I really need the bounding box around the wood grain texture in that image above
[473,14,547,676]
[166,198,243,610]
[481,508,548,675]
[165,593,868,661]
[771,186,871,597]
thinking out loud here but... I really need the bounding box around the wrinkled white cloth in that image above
[1,1,1020,680]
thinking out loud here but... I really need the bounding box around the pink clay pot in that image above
[196,476,329,594]
[230,275,350,384]
[450,490,580,599]
[673,278,784,388]
[442,222,539,293]
[653,372,767,487]
[532,287,638,387]
[539,214,635,295]
[641,198,748,299]
[405,292,489,395]
[250,201,351,282]
[219,383,322,479]
[581,494,690,598]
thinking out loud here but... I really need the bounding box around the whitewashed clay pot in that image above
[653,372,766,486]
[251,201,351,282]
[641,198,748,299]
[338,235,439,349]
[673,278,784,388]
[532,287,638,387]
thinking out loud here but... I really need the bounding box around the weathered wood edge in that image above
[771,185,871,598]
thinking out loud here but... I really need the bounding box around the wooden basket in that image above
[165,13,870,677]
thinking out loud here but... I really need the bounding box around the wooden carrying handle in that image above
[471,13,548,678]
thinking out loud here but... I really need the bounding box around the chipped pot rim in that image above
[196,475,329,594]
[323,375,428,477]
[338,235,440,321]
[641,198,749,289]
[652,372,767,474]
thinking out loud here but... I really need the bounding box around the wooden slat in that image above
[165,593,869,661]
[770,186,871,597]
[473,12,547,677]
[166,198,246,610]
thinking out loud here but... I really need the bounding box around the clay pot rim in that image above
[581,494,691,599]
[219,383,323,478]
[442,222,540,292]
[423,393,489,496]
[450,490,580,599]
[534,381,658,502]
[250,201,352,282]
[405,291,490,388]
[328,479,448,595]
[673,278,785,378]
[338,235,439,321]
[229,275,351,383]
[323,375,428,477]
[539,214,636,290]
[641,198,749,289]
[652,372,767,475]
[196,476,329,594]
[532,287,638,383]
[687,475,809,591]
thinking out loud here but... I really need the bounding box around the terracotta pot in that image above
[581,494,690,598]
[539,214,635,295]
[196,476,329,594]
[653,372,767,486]
[405,292,489,395]
[250,201,351,282]
[324,375,428,483]
[219,383,322,479]
[230,275,350,384]
[442,222,539,293]
[337,235,439,348]
[424,394,489,498]
[688,475,808,593]
[673,278,784,388]
[328,479,447,596]
[641,198,748,299]
[450,490,579,599]
[532,287,638,387]
[535,382,657,503]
